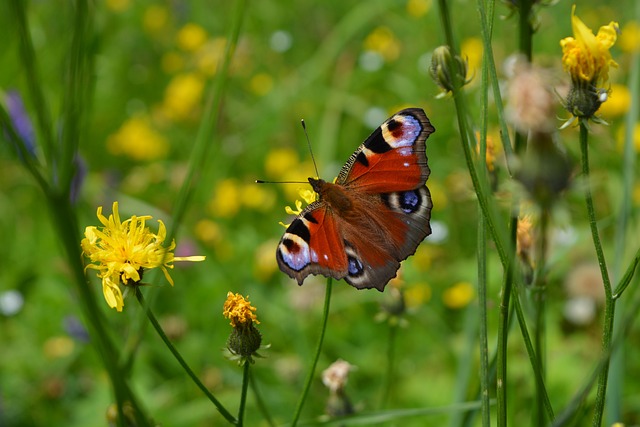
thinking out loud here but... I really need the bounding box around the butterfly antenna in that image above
[301,119,320,179]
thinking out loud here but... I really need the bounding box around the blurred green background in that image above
[1,0,639,425]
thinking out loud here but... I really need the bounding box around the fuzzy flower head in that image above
[223,292,263,363]
[81,202,205,312]
[223,292,260,327]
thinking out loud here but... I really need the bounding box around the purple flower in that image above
[5,90,37,158]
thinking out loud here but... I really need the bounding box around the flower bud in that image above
[429,46,469,95]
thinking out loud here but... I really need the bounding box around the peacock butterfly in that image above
[276,108,434,291]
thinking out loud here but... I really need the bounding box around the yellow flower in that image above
[209,179,240,218]
[265,148,299,179]
[461,37,483,81]
[106,116,169,161]
[249,73,274,97]
[442,281,474,309]
[177,23,208,52]
[363,26,401,62]
[81,202,205,312]
[560,5,619,86]
[619,21,640,53]
[598,83,631,118]
[161,73,205,122]
[406,0,432,18]
[223,292,260,327]
[143,5,169,35]
[280,188,318,228]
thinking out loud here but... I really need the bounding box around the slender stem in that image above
[607,8,640,421]
[477,215,491,427]
[580,121,615,427]
[438,0,511,269]
[134,288,236,424]
[533,210,549,425]
[380,323,398,409]
[291,278,333,427]
[8,0,56,166]
[512,285,554,420]
[518,0,533,61]
[237,361,251,427]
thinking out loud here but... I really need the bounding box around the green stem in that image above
[134,288,236,424]
[8,0,56,166]
[518,0,533,61]
[477,215,491,427]
[533,210,549,425]
[607,7,640,420]
[512,285,554,420]
[237,361,251,427]
[580,121,615,427]
[291,278,333,427]
[437,0,511,269]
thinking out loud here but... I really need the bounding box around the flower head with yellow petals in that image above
[81,202,205,312]
[223,292,263,364]
[560,5,619,119]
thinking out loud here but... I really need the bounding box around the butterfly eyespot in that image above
[287,218,311,243]
[400,190,420,213]
[348,256,364,276]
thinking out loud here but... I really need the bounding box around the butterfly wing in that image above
[276,108,434,290]
[336,108,433,192]
[277,201,350,284]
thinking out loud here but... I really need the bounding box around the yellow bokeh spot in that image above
[209,179,240,218]
[616,123,640,153]
[106,0,130,12]
[177,23,208,52]
[197,38,227,76]
[442,281,475,309]
[427,180,447,211]
[44,336,75,358]
[598,84,631,118]
[241,183,275,211]
[107,116,169,161]
[194,219,222,245]
[363,26,401,62]
[412,244,435,272]
[619,21,640,53]
[406,0,432,18]
[404,282,432,309]
[265,148,299,179]
[162,52,185,74]
[250,73,274,97]
[161,72,205,122]
[254,239,279,281]
[461,37,483,81]
[143,5,169,34]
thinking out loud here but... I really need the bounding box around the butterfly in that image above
[276,108,434,291]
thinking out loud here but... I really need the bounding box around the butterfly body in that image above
[277,108,434,291]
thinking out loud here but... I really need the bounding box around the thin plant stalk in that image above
[291,278,333,427]
[134,288,237,424]
[579,121,615,427]
[607,3,640,420]
[533,210,549,425]
[477,215,491,427]
[237,361,251,427]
